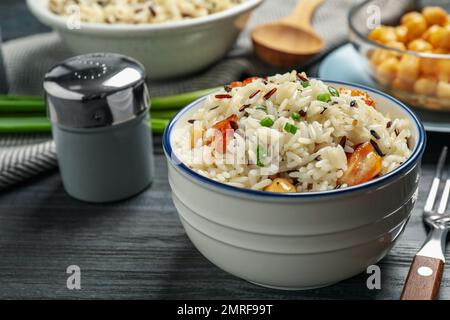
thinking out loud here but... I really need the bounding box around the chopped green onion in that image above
[291,112,300,121]
[255,105,267,112]
[256,145,266,167]
[328,86,340,97]
[300,81,310,88]
[317,93,331,103]
[283,122,298,135]
[260,117,274,127]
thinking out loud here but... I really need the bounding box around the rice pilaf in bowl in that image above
[171,71,413,193]
[163,72,425,289]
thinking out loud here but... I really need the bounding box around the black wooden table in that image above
[0,1,449,300]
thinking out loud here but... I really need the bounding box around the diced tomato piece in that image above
[212,114,238,131]
[228,77,259,88]
[339,142,382,186]
[212,114,238,153]
[229,81,243,88]
[340,88,376,107]
[242,77,260,85]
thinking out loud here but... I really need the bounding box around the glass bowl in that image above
[349,0,450,112]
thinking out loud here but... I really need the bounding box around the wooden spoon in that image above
[251,0,325,67]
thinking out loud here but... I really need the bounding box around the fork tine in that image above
[437,164,450,214]
[424,146,448,212]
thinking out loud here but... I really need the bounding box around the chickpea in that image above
[419,57,439,76]
[395,25,409,43]
[370,49,396,66]
[264,178,296,193]
[401,12,423,25]
[423,25,450,49]
[422,6,448,26]
[376,57,399,85]
[368,26,397,44]
[401,12,428,40]
[437,81,450,98]
[386,41,407,51]
[392,77,414,91]
[438,59,450,80]
[408,39,433,52]
[414,77,438,95]
[441,25,450,50]
[397,55,420,81]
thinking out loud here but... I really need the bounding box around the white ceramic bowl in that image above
[163,81,426,290]
[27,0,264,80]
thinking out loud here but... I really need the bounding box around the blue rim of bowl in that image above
[162,80,426,198]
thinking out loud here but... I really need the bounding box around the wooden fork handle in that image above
[400,255,444,300]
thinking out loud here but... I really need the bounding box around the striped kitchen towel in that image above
[0,135,56,189]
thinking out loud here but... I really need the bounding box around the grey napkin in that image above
[0,0,356,190]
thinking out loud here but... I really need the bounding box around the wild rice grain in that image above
[149,6,156,17]
[249,90,260,99]
[263,88,277,100]
[370,140,385,157]
[297,73,309,81]
[239,104,251,112]
[370,130,381,139]
[339,136,347,148]
[215,94,232,99]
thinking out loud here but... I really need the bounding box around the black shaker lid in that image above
[44,53,149,129]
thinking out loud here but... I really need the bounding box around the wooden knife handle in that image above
[400,255,444,300]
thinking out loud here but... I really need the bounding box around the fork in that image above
[401,146,449,300]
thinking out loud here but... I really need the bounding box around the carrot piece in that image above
[339,142,382,186]
[212,114,238,153]
[228,77,259,88]
[242,77,260,85]
[229,81,243,88]
[340,88,376,107]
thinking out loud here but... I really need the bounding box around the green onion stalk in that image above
[0,117,169,134]
[0,87,220,134]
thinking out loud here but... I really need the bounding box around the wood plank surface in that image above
[0,135,449,300]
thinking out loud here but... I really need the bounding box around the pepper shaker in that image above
[44,53,154,202]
